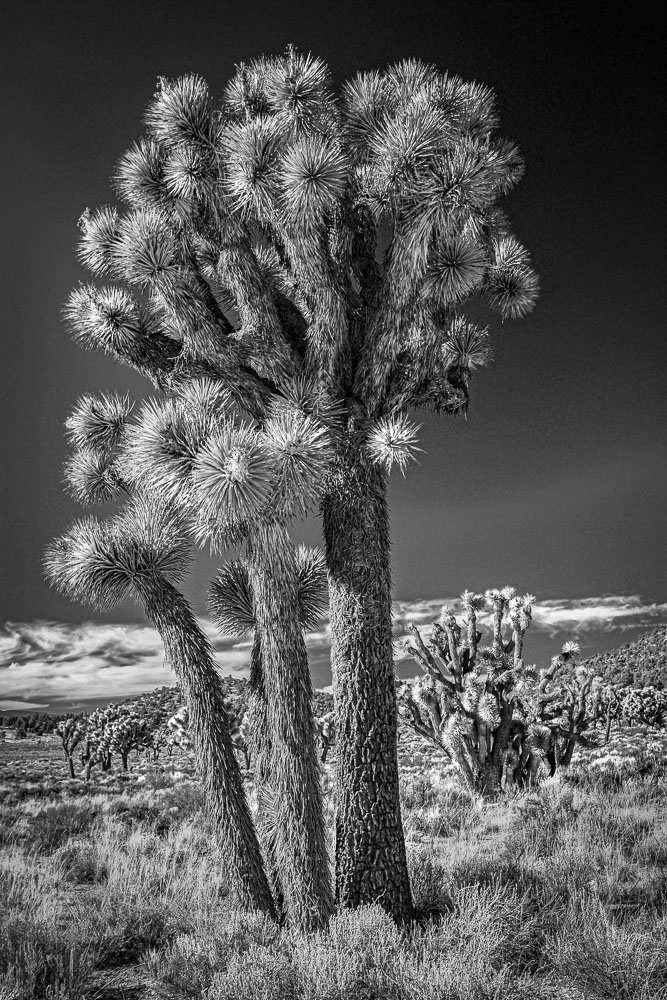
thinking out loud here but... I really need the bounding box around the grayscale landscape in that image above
[1,2,665,997]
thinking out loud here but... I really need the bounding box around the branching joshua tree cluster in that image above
[395,588,604,795]
[167,702,252,770]
[596,685,667,733]
[45,48,538,924]
[57,704,151,779]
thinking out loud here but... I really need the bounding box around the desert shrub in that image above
[157,779,205,817]
[206,945,299,1000]
[0,939,92,1000]
[69,887,174,968]
[583,809,653,856]
[291,904,404,1000]
[50,838,107,885]
[106,794,177,834]
[503,781,580,858]
[107,798,161,824]
[633,828,667,866]
[145,910,279,998]
[548,895,667,999]
[0,881,94,1000]
[400,773,439,810]
[408,849,452,914]
[22,800,99,854]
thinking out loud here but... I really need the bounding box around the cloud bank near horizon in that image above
[1,594,665,709]
[391,593,667,652]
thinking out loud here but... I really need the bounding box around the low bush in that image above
[22,800,99,854]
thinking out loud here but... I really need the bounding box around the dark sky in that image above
[2,0,666,627]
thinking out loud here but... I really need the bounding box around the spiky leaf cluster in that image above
[44,498,191,610]
[62,50,537,452]
[208,544,328,635]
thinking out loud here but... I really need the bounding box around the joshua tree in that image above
[58,50,538,918]
[398,589,601,794]
[121,381,334,929]
[45,496,276,918]
[56,716,86,779]
[208,543,331,924]
[48,378,334,929]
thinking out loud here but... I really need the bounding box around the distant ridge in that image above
[580,626,667,689]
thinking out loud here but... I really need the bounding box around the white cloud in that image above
[0,700,50,711]
[392,594,667,637]
[529,595,667,637]
[0,620,252,706]
[1,593,665,707]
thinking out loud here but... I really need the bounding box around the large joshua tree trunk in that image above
[137,575,276,918]
[246,525,334,930]
[321,450,413,919]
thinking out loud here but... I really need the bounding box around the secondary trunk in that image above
[478,703,514,797]
[246,524,334,931]
[137,574,276,919]
[245,633,286,920]
[322,450,413,920]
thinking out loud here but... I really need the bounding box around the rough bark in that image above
[137,574,276,918]
[246,525,334,930]
[479,703,513,797]
[245,633,286,920]
[321,450,413,919]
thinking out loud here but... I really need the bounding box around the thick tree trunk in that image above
[478,703,514,797]
[322,452,413,920]
[246,525,334,931]
[137,575,276,919]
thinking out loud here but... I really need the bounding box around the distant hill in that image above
[579,626,667,689]
[117,677,250,725]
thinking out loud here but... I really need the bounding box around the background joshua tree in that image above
[59,48,538,918]
[398,589,602,795]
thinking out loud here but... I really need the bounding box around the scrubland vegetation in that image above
[1,719,666,999]
[2,627,666,997]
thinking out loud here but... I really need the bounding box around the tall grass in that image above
[1,769,666,998]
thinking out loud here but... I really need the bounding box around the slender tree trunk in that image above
[67,755,75,779]
[322,451,413,920]
[137,574,276,919]
[245,633,286,921]
[246,525,334,931]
